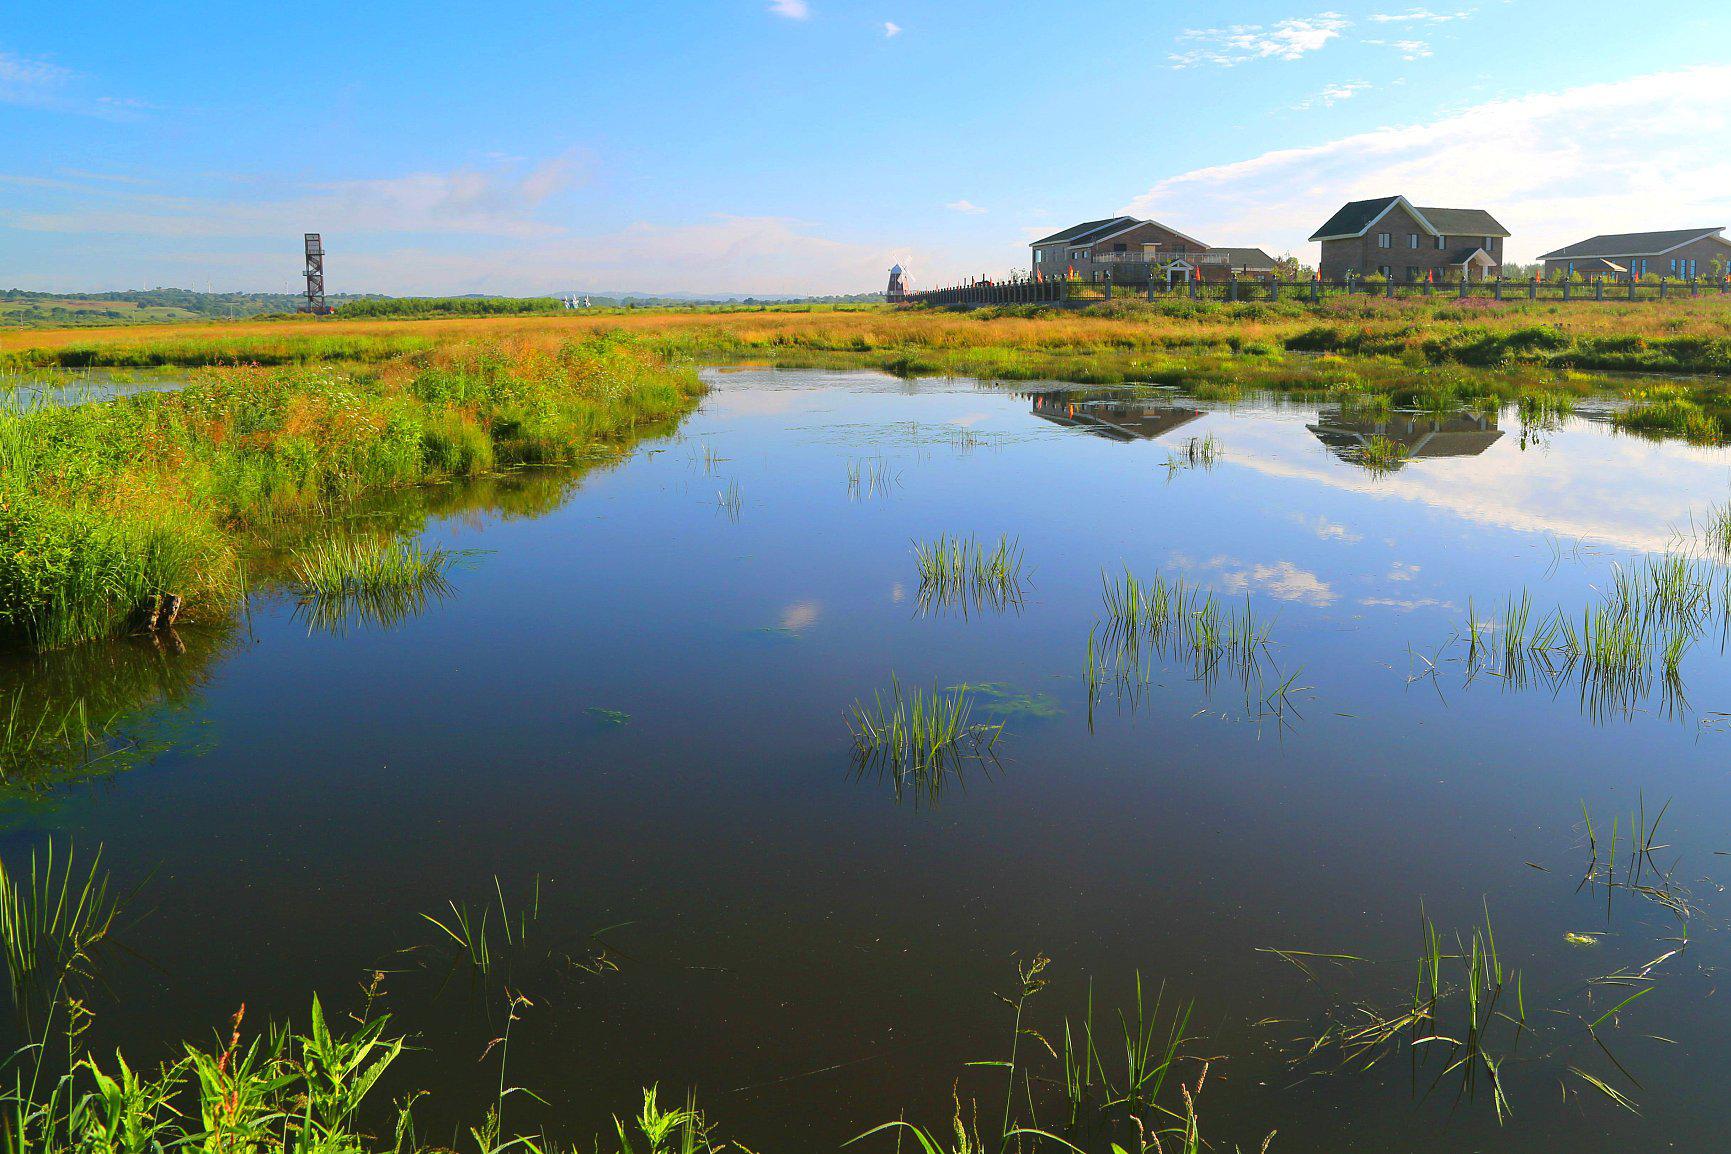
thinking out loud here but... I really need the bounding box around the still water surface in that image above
[10,367,1731,1151]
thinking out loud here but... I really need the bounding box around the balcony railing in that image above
[1091,251,1230,265]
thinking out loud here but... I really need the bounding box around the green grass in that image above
[289,536,458,598]
[846,676,1001,805]
[0,334,703,649]
[1612,389,1725,444]
[912,533,1027,613]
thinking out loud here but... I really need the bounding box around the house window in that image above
[1034,250,1043,264]
[1408,234,1420,249]
[1378,265,1393,278]
[1568,262,1575,276]
[1378,232,1391,248]
[1436,235,1446,250]
[1482,236,1492,250]
[1641,259,1649,276]
[1113,243,1128,252]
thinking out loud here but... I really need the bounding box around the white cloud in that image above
[2,153,589,240]
[768,0,810,19]
[883,21,902,37]
[1123,65,1731,263]
[1171,12,1349,68]
[1367,37,1433,59]
[945,199,988,215]
[0,151,904,295]
[1369,7,1473,22]
[1294,80,1371,109]
[0,48,144,118]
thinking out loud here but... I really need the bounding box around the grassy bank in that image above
[0,334,703,648]
[7,295,1731,376]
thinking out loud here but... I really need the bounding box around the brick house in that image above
[1028,217,1274,285]
[1309,195,1509,282]
[1538,228,1731,281]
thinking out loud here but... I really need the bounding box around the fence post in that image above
[1528,278,1537,301]
[1311,277,1321,304]
[1228,277,1238,302]
[1595,279,1604,302]
[1187,276,1196,301]
[1458,275,1468,300]
[1147,277,1157,302]
[1562,279,1571,302]
[1691,278,1700,298]
[1629,276,1637,302]
[1104,280,1113,301]
[1270,277,1279,302]
[1494,277,1503,302]
[1386,277,1395,300]
[1660,278,1667,300]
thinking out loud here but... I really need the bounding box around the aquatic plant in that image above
[846,677,1000,805]
[421,875,544,979]
[1162,434,1221,474]
[0,842,125,1045]
[290,536,458,598]
[912,534,1027,614]
[1356,434,1409,474]
[850,955,1271,1154]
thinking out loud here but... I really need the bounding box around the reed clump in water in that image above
[912,533,1028,613]
[846,676,1001,805]
[1463,553,1729,718]
[0,335,703,649]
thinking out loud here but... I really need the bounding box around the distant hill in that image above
[0,288,383,328]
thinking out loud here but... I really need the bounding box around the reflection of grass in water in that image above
[913,534,1027,615]
[0,623,232,805]
[847,677,1000,807]
[585,707,630,726]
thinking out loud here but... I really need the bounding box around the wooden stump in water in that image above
[147,592,183,631]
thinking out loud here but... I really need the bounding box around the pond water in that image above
[2,366,192,406]
[9,366,1731,1152]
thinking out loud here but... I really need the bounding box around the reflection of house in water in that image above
[1027,390,1204,443]
[1307,407,1502,468]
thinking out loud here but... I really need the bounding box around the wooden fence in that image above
[901,275,1731,308]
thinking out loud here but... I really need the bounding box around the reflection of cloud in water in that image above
[1294,513,1363,543]
[1221,411,1731,556]
[779,601,822,631]
[1176,554,1338,607]
[890,582,907,604]
[1361,596,1456,612]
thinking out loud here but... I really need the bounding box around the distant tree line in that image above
[332,296,567,319]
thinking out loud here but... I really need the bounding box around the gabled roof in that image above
[1310,197,1403,241]
[1537,228,1728,260]
[1213,246,1278,267]
[1309,195,1509,241]
[1030,217,1140,247]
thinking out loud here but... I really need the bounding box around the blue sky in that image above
[3,1,1728,295]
